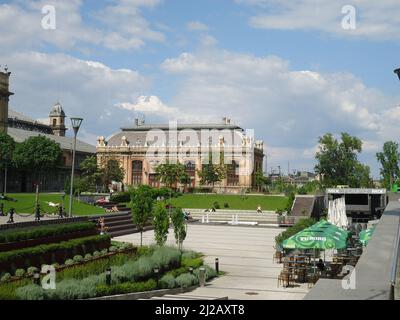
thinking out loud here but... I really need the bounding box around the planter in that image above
[0,229,98,252]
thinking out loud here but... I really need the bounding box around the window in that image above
[227,161,239,186]
[132,160,143,185]
[53,119,57,127]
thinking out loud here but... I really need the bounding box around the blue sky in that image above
[1,0,400,178]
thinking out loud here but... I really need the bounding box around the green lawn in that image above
[170,194,288,211]
[0,193,105,216]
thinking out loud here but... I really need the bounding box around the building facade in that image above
[0,71,96,192]
[97,118,264,193]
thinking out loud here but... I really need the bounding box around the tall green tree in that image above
[255,169,269,192]
[153,202,170,246]
[13,136,62,186]
[79,156,101,191]
[155,162,188,190]
[314,132,370,187]
[0,132,15,193]
[171,207,186,251]
[13,136,62,170]
[376,141,400,190]
[100,158,125,189]
[130,185,154,247]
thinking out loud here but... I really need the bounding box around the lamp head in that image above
[394,68,400,81]
[70,117,83,135]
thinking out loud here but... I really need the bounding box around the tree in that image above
[255,169,268,192]
[100,158,125,189]
[13,136,62,170]
[0,132,15,193]
[315,132,369,187]
[130,185,154,247]
[155,162,188,191]
[376,141,400,190]
[171,207,186,251]
[79,156,102,191]
[13,136,62,186]
[153,202,170,246]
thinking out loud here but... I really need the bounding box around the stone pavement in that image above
[115,224,310,300]
[0,214,58,225]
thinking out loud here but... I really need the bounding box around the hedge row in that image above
[110,187,182,204]
[0,222,96,244]
[0,234,111,273]
[275,218,316,247]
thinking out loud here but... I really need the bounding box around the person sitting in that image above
[105,206,119,213]
[184,211,193,221]
[257,205,262,213]
[316,259,326,273]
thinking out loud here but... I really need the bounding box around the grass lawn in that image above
[0,193,105,216]
[170,194,288,211]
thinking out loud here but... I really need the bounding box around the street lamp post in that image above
[68,117,83,218]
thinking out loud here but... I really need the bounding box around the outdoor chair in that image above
[307,273,320,289]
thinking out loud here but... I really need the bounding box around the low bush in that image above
[84,254,92,261]
[0,221,96,244]
[193,265,218,281]
[110,192,130,203]
[0,235,110,274]
[96,279,157,297]
[213,201,220,209]
[93,251,100,257]
[27,267,38,275]
[175,273,198,288]
[275,218,316,246]
[160,274,175,289]
[73,255,83,263]
[65,259,75,266]
[223,202,229,208]
[109,246,117,253]
[15,269,25,277]
[0,273,11,283]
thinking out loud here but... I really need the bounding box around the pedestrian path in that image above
[115,224,310,300]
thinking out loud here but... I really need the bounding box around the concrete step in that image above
[146,294,227,300]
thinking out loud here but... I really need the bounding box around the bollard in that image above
[232,215,234,224]
[236,214,239,223]
[202,215,205,224]
[215,258,219,274]
[106,268,111,285]
[154,268,160,289]
[199,267,206,287]
[189,267,194,274]
[206,214,209,223]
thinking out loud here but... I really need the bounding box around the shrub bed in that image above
[0,234,111,274]
[0,222,96,245]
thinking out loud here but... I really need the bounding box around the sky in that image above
[1,0,400,178]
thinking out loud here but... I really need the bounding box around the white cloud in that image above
[187,21,209,31]
[3,51,150,145]
[0,0,165,53]
[161,46,398,174]
[236,0,400,40]
[116,96,178,115]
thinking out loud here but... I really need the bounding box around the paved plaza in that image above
[115,224,310,300]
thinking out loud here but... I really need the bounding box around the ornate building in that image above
[97,118,264,193]
[0,70,95,192]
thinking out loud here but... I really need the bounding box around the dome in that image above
[49,102,66,117]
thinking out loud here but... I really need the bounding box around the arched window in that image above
[132,160,143,185]
[53,119,57,127]
[227,161,239,186]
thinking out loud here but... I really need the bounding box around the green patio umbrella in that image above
[359,226,376,246]
[308,220,350,241]
[282,228,347,250]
